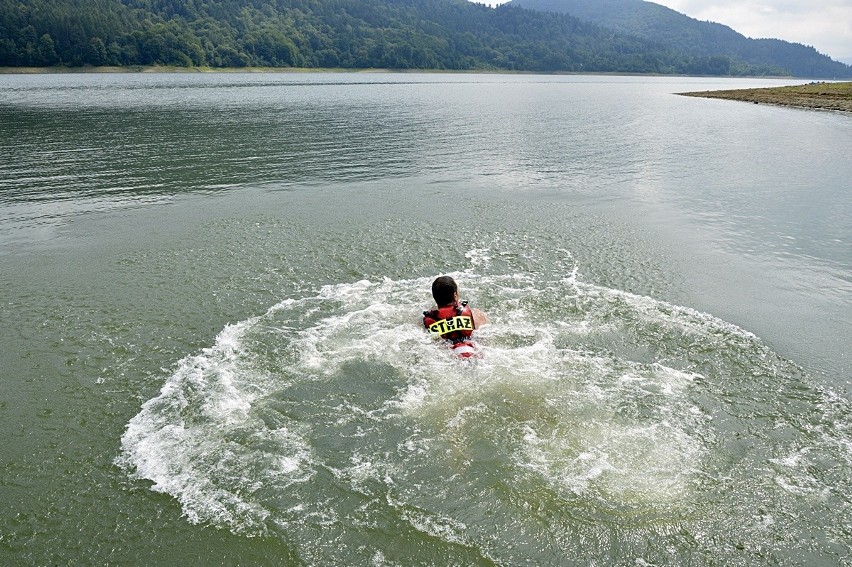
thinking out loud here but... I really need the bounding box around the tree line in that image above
[509,0,852,78]
[0,0,793,76]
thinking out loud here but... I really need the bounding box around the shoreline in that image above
[0,65,397,74]
[1,65,797,79]
[679,81,852,112]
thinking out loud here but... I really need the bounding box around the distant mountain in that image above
[1,0,847,77]
[508,0,852,78]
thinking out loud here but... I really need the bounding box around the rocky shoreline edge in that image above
[679,82,852,113]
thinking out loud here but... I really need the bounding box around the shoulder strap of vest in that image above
[423,309,438,328]
[457,300,468,316]
[458,301,474,329]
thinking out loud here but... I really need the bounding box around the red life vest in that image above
[423,301,477,357]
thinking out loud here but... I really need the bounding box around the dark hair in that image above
[431,276,458,306]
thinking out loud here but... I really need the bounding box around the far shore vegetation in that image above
[0,65,396,74]
[3,0,850,78]
[0,65,794,78]
[680,82,852,113]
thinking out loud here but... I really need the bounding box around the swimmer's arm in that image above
[472,308,489,327]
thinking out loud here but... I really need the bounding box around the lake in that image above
[1,72,850,565]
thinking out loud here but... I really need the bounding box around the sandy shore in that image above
[679,82,852,113]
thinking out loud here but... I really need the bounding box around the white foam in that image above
[119,269,748,534]
[464,247,492,269]
[117,313,315,534]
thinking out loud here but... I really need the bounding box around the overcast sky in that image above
[653,0,852,62]
[484,1,852,63]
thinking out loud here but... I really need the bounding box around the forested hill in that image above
[509,0,852,78]
[0,0,845,77]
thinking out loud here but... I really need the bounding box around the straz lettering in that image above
[428,315,473,335]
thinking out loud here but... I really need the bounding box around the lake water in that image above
[1,72,850,565]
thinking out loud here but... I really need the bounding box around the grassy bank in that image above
[679,82,852,112]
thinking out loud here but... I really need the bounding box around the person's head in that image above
[431,276,459,307]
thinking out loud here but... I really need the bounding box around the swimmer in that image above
[422,276,488,357]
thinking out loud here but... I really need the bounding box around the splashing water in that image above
[118,251,851,564]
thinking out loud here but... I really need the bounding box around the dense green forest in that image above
[510,0,852,78]
[0,0,844,76]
